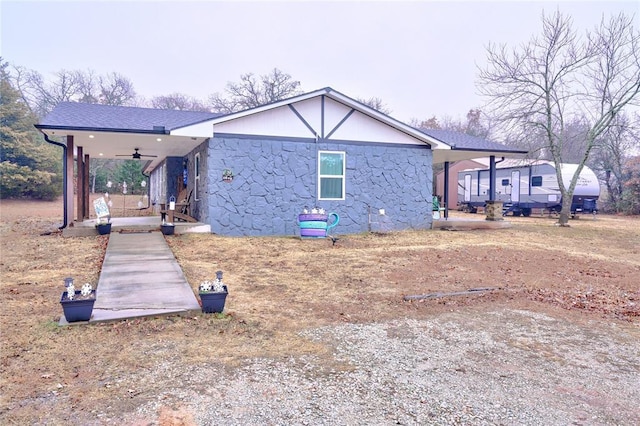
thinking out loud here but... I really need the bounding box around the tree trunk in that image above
[558,194,572,226]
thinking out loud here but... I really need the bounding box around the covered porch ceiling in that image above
[39,128,208,172]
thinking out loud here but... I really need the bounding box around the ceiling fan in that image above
[116,148,158,160]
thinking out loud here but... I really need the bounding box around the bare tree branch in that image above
[150,92,209,111]
[208,68,301,113]
[478,10,640,225]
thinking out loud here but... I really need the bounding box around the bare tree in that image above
[410,109,493,138]
[150,93,209,111]
[478,11,640,226]
[8,66,138,118]
[98,72,137,106]
[409,115,441,129]
[589,112,640,211]
[208,68,301,113]
[76,69,100,104]
[357,96,391,115]
[10,68,82,118]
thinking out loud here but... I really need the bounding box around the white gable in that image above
[170,88,452,150]
[328,109,423,145]
[213,105,312,138]
[211,94,427,146]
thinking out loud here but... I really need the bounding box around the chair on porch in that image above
[160,189,197,223]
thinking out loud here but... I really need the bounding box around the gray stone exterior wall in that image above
[207,135,433,236]
[184,141,209,223]
[165,157,184,202]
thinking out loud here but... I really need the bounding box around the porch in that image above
[62,216,210,237]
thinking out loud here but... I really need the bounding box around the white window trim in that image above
[318,150,346,201]
[194,153,201,201]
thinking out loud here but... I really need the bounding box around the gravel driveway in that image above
[131,308,639,425]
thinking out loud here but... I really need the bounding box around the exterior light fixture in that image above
[89,135,95,138]
[156,138,162,142]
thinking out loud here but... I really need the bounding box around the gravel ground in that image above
[126,309,639,425]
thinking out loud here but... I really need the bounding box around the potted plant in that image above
[95,216,112,235]
[60,278,96,322]
[198,270,228,313]
[161,221,175,235]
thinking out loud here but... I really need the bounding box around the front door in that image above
[511,170,520,203]
[464,174,472,202]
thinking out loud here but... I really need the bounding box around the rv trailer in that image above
[457,161,600,217]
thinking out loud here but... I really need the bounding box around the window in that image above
[318,151,345,200]
[194,153,201,201]
[531,176,543,187]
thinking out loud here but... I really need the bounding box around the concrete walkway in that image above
[60,231,201,325]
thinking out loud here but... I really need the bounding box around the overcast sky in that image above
[2,0,638,123]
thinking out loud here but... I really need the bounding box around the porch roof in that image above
[35,89,529,169]
[419,129,529,164]
[37,102,221,133]
[35,103,221,171]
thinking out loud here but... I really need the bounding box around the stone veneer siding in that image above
[164,157,184,202]
[184,141,209,224]
[208,135,433,236]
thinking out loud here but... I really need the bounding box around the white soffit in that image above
[171,120,214,137]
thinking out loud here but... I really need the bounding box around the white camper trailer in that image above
[457,161,600,217]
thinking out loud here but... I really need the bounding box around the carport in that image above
[422,129,529,219]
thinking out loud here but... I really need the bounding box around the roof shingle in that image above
[38,102,221,133]
[419,128,525,153]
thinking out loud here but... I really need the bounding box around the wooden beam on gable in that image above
[325,109,355,139]
[288,104,317,138]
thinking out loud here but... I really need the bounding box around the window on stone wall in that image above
[194,153,201,201]
[318,151,345,200]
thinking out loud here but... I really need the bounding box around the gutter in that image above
[42,132,68,229]
[35,124,170,135]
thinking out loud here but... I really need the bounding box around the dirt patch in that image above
[0,199,638,424]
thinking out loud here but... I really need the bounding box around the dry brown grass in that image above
[1,198,638,424]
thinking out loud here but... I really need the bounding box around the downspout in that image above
[42,132,68,230]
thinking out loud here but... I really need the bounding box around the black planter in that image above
[161,224,175,235]
[60,290,96,322]
[96,223,112,235]
[199,286,228,313]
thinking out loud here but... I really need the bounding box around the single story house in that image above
[36,87,527,236]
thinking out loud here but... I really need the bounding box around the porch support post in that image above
[489,155,496,201]
[77,146,84,221]
[65,136,75,226]
[443,161,450,219]
[84,154,90,219]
